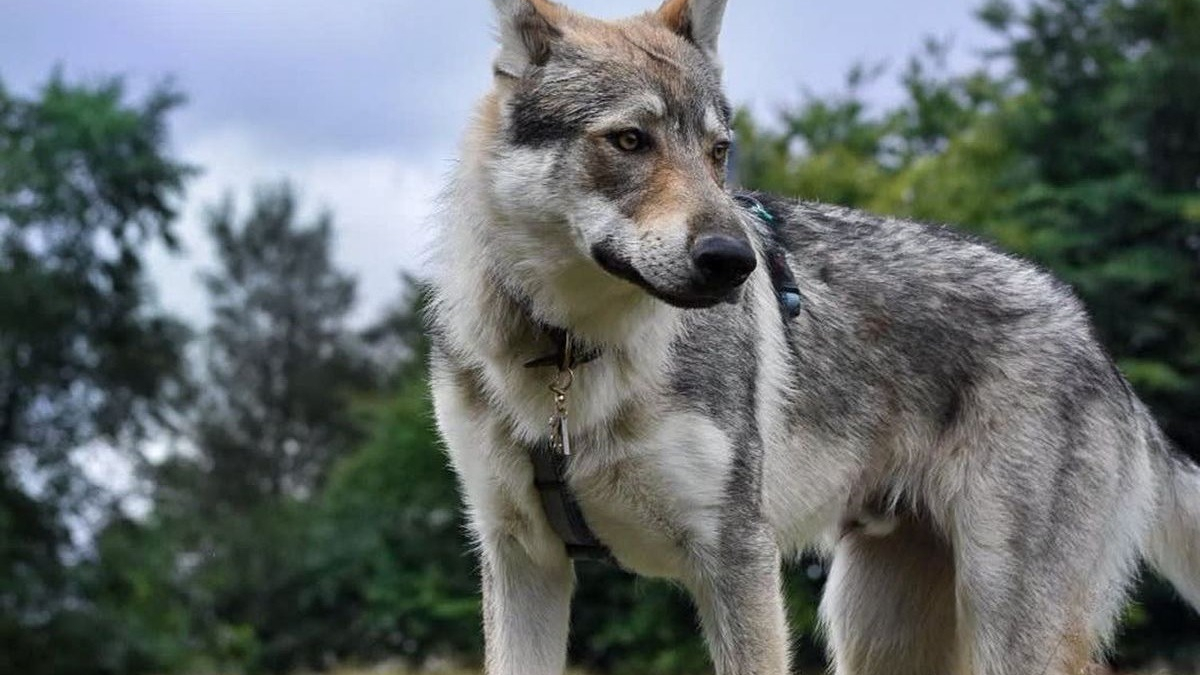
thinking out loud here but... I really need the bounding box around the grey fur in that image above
[429,3,1200,674]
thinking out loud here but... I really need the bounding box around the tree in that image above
[980,0,1200,462]
[140,183,374,673]
[179,182,367,508]
[0,73,193,674]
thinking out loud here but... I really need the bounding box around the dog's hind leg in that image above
[820,515,966,675]
[951,407,1155,675]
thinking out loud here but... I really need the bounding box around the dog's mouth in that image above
[590,244,743,309]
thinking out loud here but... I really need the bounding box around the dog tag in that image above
[557,414,571,456]
[550,411,571,456]
[547,365,574,456]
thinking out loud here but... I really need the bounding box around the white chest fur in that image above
[485,348,738,577]
[566,411,734,578]
[434,331,740,579]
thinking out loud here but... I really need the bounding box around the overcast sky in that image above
[3,0,1000,327]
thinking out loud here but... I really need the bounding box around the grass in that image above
[322,667,590,675]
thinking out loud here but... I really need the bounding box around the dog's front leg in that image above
[480,533,573,675]
[433,377,573,675]
[686,523,791,675]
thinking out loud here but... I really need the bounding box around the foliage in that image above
[983,0,1200,461]
[0,73,194,462]
[174,182,369,507]
[0,73,193,674]
[313,375,482,665]
[140,184,380,673]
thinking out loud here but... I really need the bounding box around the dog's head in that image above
[484,0,753,309]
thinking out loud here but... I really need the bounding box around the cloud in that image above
[2,1,999,155]
[6,0,1005,332]
[147,126,442,328]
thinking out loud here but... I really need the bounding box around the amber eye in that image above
[712,141,730,163]
[609,129,649,152]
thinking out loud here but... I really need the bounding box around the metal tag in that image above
[549,411,571,456]
[557,414,571,456]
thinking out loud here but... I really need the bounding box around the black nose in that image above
[690,234,757,290]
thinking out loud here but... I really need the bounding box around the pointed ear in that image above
[492,0,566,78]
[656,0,728,59]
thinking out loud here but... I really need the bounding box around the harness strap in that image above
[524,332,617,564]
[529,441,618,562]
[734,193,803,319]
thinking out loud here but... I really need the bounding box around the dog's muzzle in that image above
[592,239,752,309]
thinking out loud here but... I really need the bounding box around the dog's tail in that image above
[1145,417,1200,611]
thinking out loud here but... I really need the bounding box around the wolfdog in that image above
[426,1,1200,673]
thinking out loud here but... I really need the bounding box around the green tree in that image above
[0,73,193,674]
[289,278,481,667]
[313,375,482,665]
[142,183,378,673]
[981,0,1200,460]
[181,182,367,507]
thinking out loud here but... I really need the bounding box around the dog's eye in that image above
[712,141,730,163]
[609,129,649,153]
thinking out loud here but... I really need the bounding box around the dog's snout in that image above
[690,234,757,290]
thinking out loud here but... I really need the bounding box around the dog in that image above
[426,1,1200,673]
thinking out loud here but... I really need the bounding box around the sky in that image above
[2,0,1001,328]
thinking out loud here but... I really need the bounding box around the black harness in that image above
[524,328,617,563]
[523,195,800,564]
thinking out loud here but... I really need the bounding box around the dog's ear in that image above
[656,0,728,60]
[492,0,566,78]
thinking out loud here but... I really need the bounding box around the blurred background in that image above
[1,0,1198,673]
